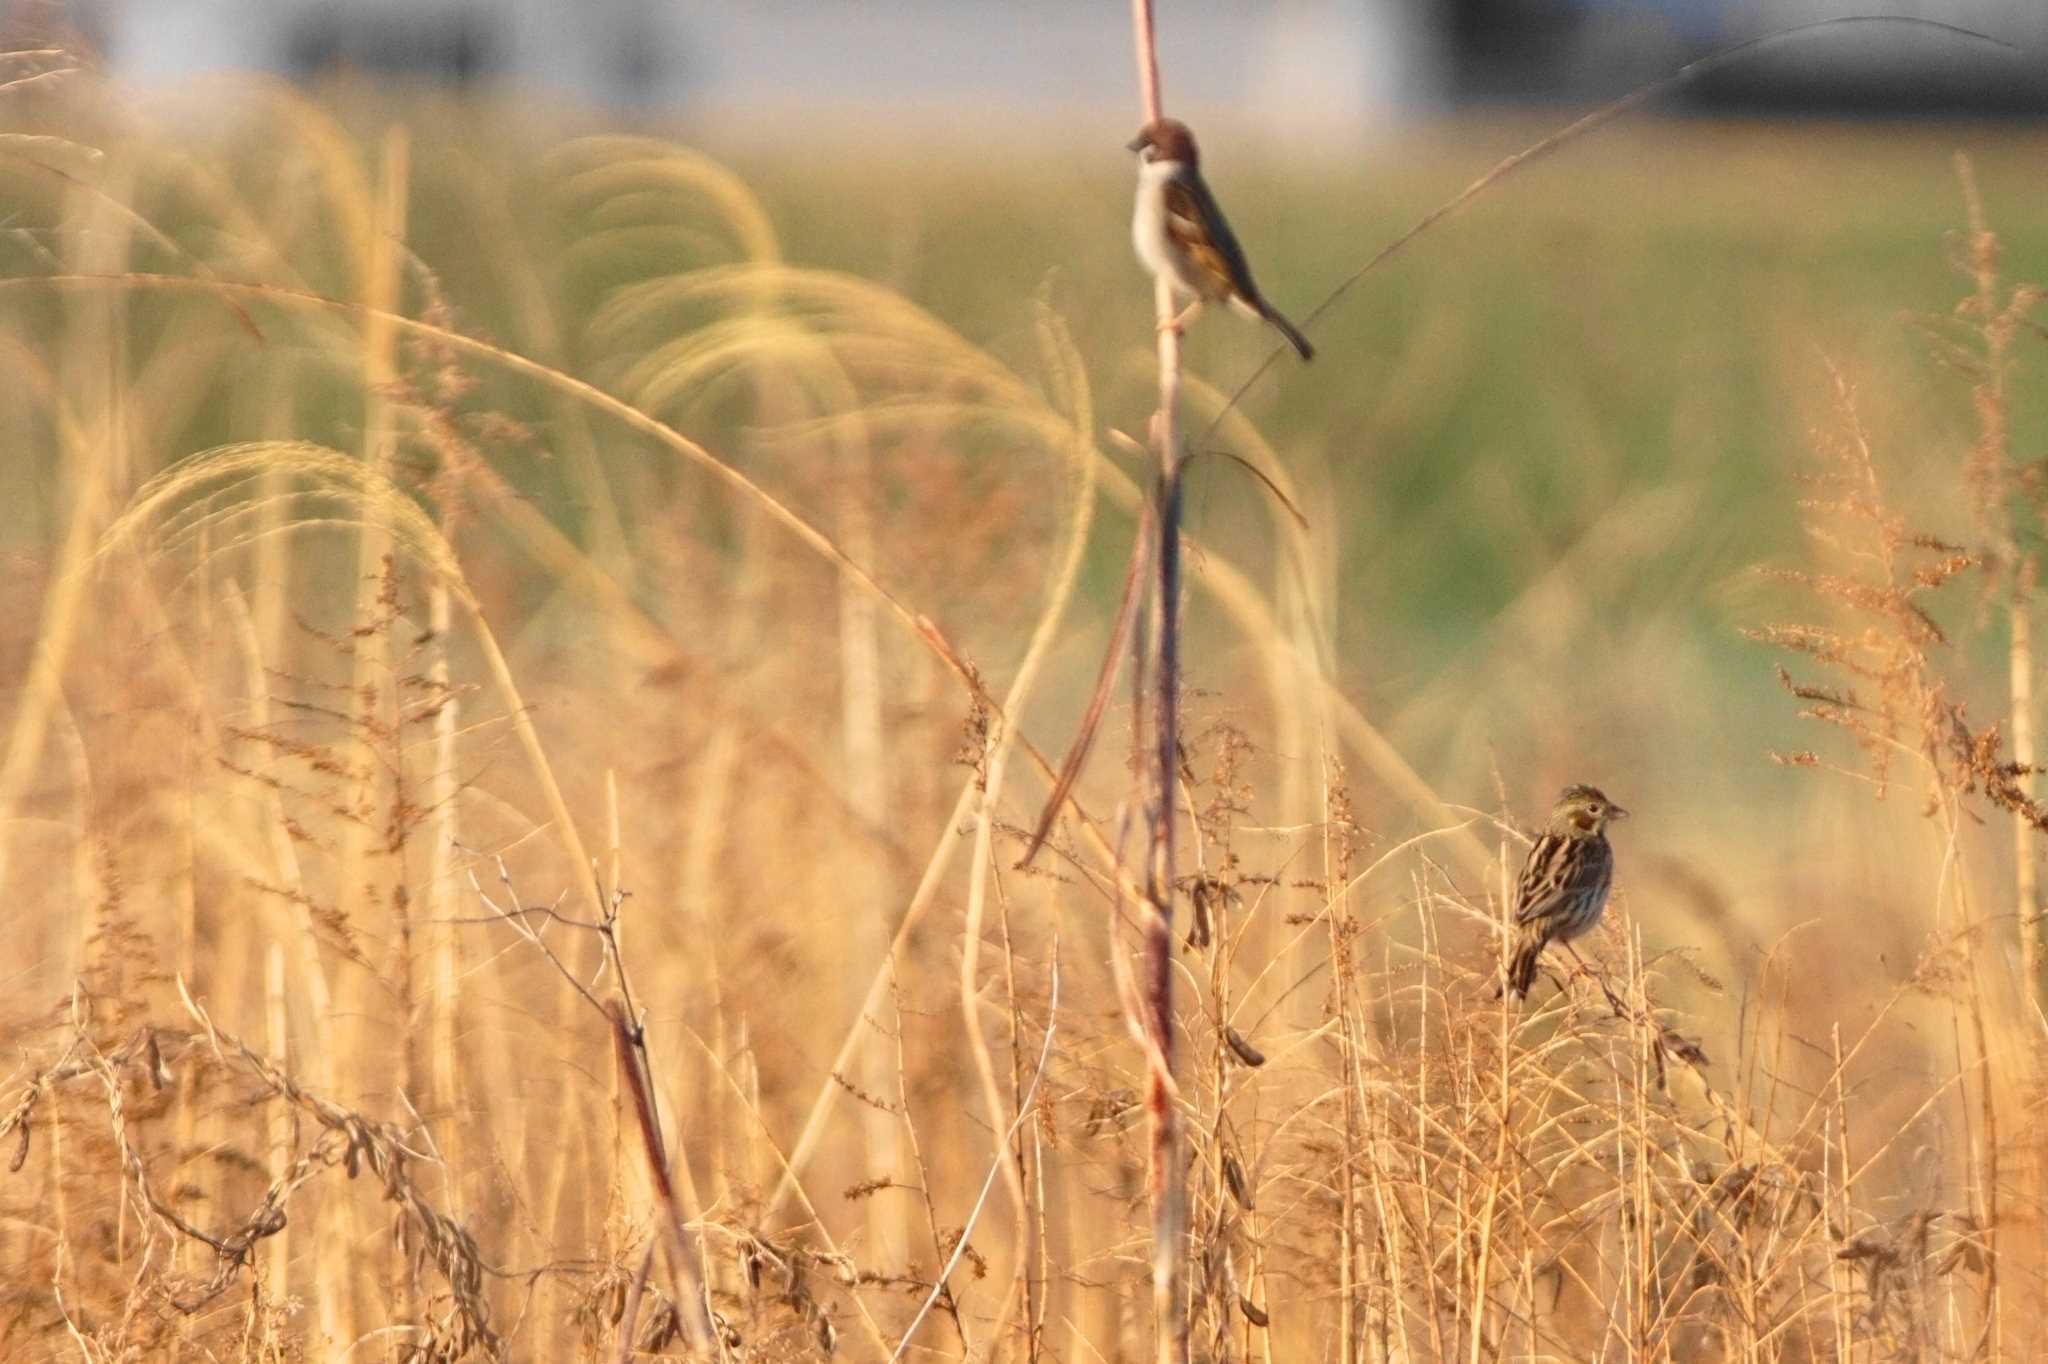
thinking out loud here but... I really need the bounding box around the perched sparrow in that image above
[1128,118,1314,361]
[1504,784,1628,1000]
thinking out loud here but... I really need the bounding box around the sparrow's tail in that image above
[1506,935,1546,1001]
[1260,303,1314,362]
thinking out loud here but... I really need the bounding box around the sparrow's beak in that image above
[1608,805,1631,821]
[1126,133,1151,153]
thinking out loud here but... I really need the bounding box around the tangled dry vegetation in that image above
[1,39,2045,1364]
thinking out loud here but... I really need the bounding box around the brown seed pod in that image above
[1187,878,1214,949]
[1223,1151,1254,1210]
[1225,1026,1266,1067]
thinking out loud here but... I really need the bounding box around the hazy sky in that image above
[93,0,2047,130]
[101,0,1434,132]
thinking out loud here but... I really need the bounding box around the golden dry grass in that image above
[1,38,2045,1364]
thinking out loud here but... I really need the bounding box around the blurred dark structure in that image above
[30,0,2048,121]
[284,6,499,85]
[47,0,679,108]
[1441,0,2048,115]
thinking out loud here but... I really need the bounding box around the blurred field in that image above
[2,41,2046,1364]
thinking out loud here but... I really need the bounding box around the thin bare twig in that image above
[889,944,1061,1364]
[1202,17,2017,446]
[463,852,717,1357]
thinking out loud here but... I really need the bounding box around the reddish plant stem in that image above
[1131,4,1186,1364]
[607,1002,717,1358]
[1132,0,1162,123]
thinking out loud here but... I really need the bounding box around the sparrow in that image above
[1128,118,1314,361]
[1504,784,1628,1000]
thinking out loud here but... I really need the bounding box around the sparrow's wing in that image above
[1164,174,1258,303]
[1511,833,1609,925]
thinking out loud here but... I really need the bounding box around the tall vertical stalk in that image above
[1129,5,1187,1364]
[832,393,908,1272]
[331,122,408,1346]
[1957,154,2041,1016]
[427,576,463,1198]
[2011,563,2038,999]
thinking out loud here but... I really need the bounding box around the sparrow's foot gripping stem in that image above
[1156,300,1202,336]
